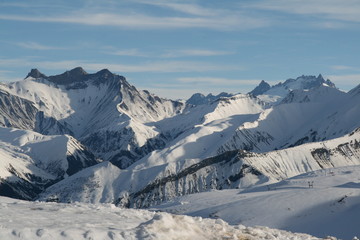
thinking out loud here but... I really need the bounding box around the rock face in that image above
[249,80,271,96]
[186,92,233,105]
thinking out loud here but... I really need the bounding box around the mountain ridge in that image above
[1,68,359,207]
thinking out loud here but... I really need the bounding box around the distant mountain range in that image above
[1,67,359,208]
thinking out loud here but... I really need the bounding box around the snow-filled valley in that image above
[1,68,360,239]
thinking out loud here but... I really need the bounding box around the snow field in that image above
[152,165,360,239]
[0,196,325,240]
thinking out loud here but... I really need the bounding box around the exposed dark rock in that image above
[249,80,271,96]
[25,69,47,79]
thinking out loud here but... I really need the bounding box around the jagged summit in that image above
[25,69,47,79]
[249,74,337,104]
[68,67,88,76]
[282,74,336,89]
[47,67,89,85]
[249,80,270,96]
[24,67,126,86]
[186,92,233,105]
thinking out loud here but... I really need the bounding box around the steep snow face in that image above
[0,127,99,200]
[254,74,336,104]
[0,88,38,129]
[38,127,360,208]
[219,85,360,154]
[348,83,360,96]
[136,94,266,168]
[0,197,324,240]
[152,165,360,239]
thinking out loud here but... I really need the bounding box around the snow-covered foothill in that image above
[0,127,99,199]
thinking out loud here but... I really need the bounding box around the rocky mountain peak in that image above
[68,67,88,76]
[186,92,233,105]
[25,69,47,79]
[94,69,113,79]
[249,80,271,96]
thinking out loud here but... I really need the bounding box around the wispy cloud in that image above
[103,48,233,58]
[0,9,269,30]
[248,0,360,23]
[138,1,218,17]
[162,49,234,58]
[0,58,237,73]
[106,49,148,57]
[177,77,260,86]
[331,65,356,71]
[327,74,360,84]
[15,42,65,50]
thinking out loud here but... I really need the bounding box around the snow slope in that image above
[0,196,330,240]
[152,165,360,239]
[219,84,360,154]
[0,127,99,200]
[0,88,38,130]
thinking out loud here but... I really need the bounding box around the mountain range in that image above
[1,67,359,212]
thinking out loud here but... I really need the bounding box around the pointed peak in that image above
[68,67,87,76]
[25,68,47,79]
[96,69,112,76]
[248,80,271,96]
[317,74,324,80]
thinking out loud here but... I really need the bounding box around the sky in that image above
[1,0,360,99]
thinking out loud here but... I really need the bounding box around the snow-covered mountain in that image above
[1,68,359,237]
[1,68,185,168]
[250,74,336,104]
[0,127,99,200]
[1,69,360,213]
[38,127,360,209]
[220,83,360,154]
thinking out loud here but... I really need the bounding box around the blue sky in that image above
[1,0,360,99]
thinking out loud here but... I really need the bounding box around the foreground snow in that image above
[0,197,328,240]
